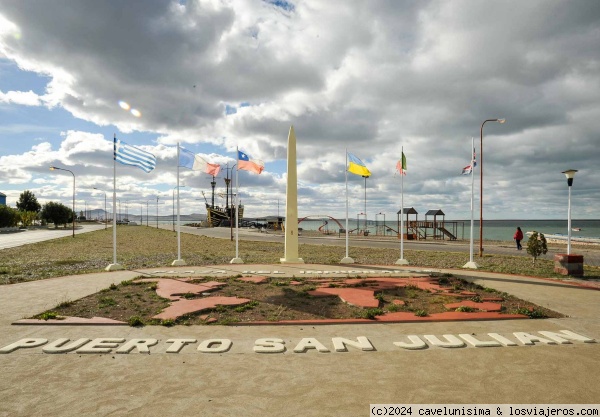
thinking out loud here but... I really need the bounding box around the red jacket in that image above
[514,229,523,240]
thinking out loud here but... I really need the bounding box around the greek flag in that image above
[114,138,156,173]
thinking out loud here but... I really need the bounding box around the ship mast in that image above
[210,176,216,208]
[224,162,231,210]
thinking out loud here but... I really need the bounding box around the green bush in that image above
[40,201,73,228]
[361,308,384,320]
[0,205,20,228]
[128,316,145,327]
[526,231,548,266]
[19,211,38,227]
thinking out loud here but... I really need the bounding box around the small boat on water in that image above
[572,228,582,231]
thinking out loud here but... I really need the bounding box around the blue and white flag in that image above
[114,138,156,173]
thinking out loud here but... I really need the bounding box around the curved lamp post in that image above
[562,169,578,255]
[50,166,75,237]
[479,118,506,257]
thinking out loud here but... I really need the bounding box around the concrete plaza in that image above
[0,262,598,417]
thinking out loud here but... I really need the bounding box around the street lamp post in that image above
[156,197,159,228]
[93,187,107,230]
[49,166,76,237]
[375,212,385,235]
[563,170,578,255]
[554,169,584,277]
[479,118,506,257]
[146,200,151,227]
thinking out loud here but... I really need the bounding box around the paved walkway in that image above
[0,263,599,416]
[0,223,107,249]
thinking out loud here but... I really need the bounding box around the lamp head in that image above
[49,166,56,171]
[562,169,578,186]
[497,118,506,124]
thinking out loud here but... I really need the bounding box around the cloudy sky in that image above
[1,0,599,222]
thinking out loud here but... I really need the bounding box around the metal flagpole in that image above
[401,147,404,258]
[396,148,408,265]
[464,137,478,269]
[113,135,117,264]
[173,143,185,265]
[341,149,353,263]
[231,147,243,263]
[470,137,475,262]
[106,134,123,271]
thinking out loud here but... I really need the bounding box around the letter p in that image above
[0,338,48,354]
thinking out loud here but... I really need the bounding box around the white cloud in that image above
[0,0,599,219]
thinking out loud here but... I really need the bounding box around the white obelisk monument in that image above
[280,126,304,264]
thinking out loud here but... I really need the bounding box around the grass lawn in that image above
[1,226,599,284]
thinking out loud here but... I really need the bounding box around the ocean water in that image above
[295,218,600,242]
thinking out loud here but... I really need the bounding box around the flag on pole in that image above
[179,147,221,176]
[114,139,156,173]
[396,152,407,175]
[238,150,264,174]
[347,152,371,177]
[461,147,477,175]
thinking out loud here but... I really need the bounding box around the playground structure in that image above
[396,208,463,241]
[298,215,344,234]
[248,212,464,240]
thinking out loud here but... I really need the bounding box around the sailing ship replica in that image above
[204,168,243,227]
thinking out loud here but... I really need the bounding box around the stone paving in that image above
[1,263,599,416]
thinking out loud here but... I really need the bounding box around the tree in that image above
[0,205,20,228]
[19,211,39,227]
[40,202,73,228]
[16,190,41,213]
[526,231,548,266]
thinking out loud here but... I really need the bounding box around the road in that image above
[0,224,107,249]
[2,223,599,267]
[171,224,600,267]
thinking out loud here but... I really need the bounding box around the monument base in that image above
[554,254,584,277]
[340,257,354,264]
[462,261,479,269]
[105,263,124,271]
[172,259,186,266]
[230,257,244,264]
[395,258,409,265]
[280,258,304,264]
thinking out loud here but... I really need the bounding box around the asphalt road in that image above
[172,224,600,267]
[0,224,107,250]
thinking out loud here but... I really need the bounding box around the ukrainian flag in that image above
[347,152,371,177]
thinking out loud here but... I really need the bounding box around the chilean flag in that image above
[238,150,264,174]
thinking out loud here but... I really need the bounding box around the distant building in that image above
[0,192,6,206]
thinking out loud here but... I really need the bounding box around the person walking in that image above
[514,226,524,250]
